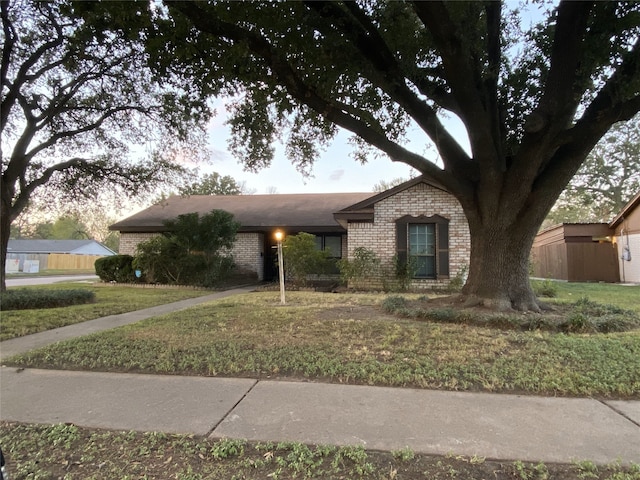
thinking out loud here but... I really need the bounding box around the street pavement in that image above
[1,287,639,465]
[5,274,99,287]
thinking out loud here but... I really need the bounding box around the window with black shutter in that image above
[396,215,450,279]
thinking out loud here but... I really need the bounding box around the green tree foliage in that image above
[545,115,640,226]
[179,172,244,196]
[91,2,640,310]
[281,232,331,286]
[133,210,239,287]
[33,215,89,240]
[0,0,211,290]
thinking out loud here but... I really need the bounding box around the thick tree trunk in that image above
[461,207,543,312]
[0,197,11,292]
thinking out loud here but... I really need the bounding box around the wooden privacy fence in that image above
[48,253,104,270]
[532,243,619,282]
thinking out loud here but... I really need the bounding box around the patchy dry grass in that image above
[7,291,639,398]
[2,421,639,480]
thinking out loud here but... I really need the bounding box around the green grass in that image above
[8,291,640,398]
[0,283,211,341]
[549,282,640,312]
[3,421,639,480]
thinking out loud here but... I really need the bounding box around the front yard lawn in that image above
[7,288,639,399]
[0,283,211,341]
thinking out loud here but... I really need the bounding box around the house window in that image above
[409,224,436,278]
[396,215,449,279]
[314,235,342,258]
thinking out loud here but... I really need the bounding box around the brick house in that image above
[110,176,470,287]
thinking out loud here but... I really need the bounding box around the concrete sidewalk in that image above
[0,286,256,361]
[1,367,639,465]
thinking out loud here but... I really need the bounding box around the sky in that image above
[195,98,470,195]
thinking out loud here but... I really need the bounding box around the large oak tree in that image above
[113,1,640,310]
[0,0,209,290]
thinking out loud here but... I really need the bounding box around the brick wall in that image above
[231,232,264,280]
[118,233,157,255]
[347,182,470,289]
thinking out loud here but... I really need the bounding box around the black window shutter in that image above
[396,220,407,267]
[437,223,449,278]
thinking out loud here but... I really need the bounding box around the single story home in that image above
[6,239,116,273]
[531,190,640,284]
[110,176,471,288]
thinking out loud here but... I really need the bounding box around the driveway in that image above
[6,275,98,287]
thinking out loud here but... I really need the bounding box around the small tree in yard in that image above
[134,210,240,287]
[282,233,332,287]
[337,247,381,291]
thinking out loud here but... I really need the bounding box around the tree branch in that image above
[411,1,500,169]
[484,1,504,168]
[25,105,153,161]
[530,1,593,131]
[304,1,472,171]
[1,0,16,92]
[0,2,65,132]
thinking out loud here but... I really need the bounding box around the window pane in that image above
[414,256,428,277]
[425,256,436,277]
[314,236,323,250]
[324,236,342,258]
[408,224,436,278]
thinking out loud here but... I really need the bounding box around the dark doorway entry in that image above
[263,234,279,281]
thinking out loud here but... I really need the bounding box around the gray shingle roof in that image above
[110,193,375,233]
[7,239,116,255]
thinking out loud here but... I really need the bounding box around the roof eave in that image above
[609,191,640,229]
[333,210,375,229]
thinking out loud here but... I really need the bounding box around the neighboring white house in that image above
[531,190,640,284]
[110,176,471,288]
[609,191,640,283]
[6,239,116,273]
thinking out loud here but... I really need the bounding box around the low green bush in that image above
[381,295,408,312]
[559,296,640,333]
[532,278,558,298]
[381,295,640,333]
[1,289,96,311]
[95,255,135,283]
[282,233,332,286]
[337,247,381,289]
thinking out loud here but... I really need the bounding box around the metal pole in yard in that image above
[275,230,286,305]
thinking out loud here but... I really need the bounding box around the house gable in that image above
[339,178,470,288]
